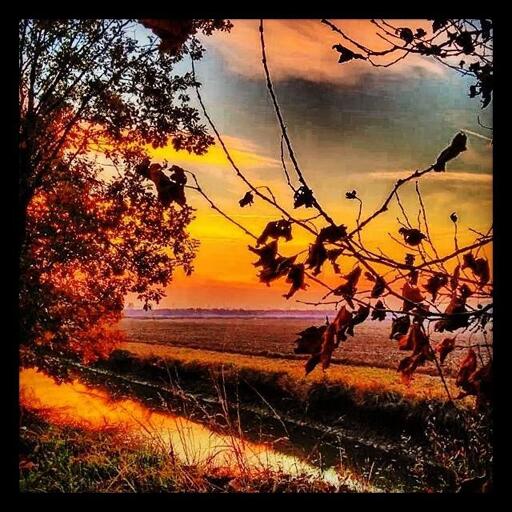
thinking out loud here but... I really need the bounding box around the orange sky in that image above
[129,20,493,310]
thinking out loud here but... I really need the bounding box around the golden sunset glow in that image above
[119,19,494,310]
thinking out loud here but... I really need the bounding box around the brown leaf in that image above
[256,220,292,246]
[332,305,353,342]
[140,161,188,207]
[327,248,343,274]
[371,300,386,321]
[405,253,415,266]
[317,224,347,243]
[462,253,490,286]
[239,191,254,207]
[390,315,410,340]
[305,240,327,276]
[402,282,425,311]
[434,132,467,171]
[424,273,448,301]
[399,227,426,246]
[283,263,308,299]
[332,266,361,307]
[305,353,322,375]
[294,325,327,355]
[371,276,386,298]
[332,44,366,64]
[450,264,460,291]
[320,322,337,370]
[258,255,297,285]
[248,241,278,268]
[455,349,478,391]
[435,337,456,364]
[351,305,370,326]
[293,186,315,208]
[434,293,469,332]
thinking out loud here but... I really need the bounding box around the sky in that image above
[132,19,493,310]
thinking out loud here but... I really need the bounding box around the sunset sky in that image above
[133,19,493,310]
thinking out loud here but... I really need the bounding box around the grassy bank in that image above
[19,408,346,493]
[107,342,474,444]
[120,341,468,403]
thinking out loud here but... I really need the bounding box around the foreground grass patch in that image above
[19,408,347,493]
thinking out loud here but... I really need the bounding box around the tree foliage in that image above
[323,19,493,109]
[18,19,231,364]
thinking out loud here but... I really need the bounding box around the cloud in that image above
[148,134,280,170]
[205,19,446,85]
[368,170,492,184]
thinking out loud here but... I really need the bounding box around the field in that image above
[120,317,487,378]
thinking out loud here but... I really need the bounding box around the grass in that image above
[120,341,472,405]
[19,407,350,493]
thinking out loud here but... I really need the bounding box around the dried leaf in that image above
[305,353,322,375]
[398,352,429,384]
[455,349,478,391]
[332,266,361,307]
[239,191,254,207]
[332,44,366,64]
[462,253,490,286]
[327,248,343,274]
[434,132,467,171]
[256,220,292,246]
[435,337,456,364]
[371,300,386,321]
[390,315,411,340]
[399,227,426,246]
[317,224,347,243]
[283,263,308,299]
[294,325,327,355]
[293,186,315,208]
[434,293,469,332]
[408,269,419,286]
[248,241,278,268]
[424,273,448,301]
[151,165,187,207]
[454,32,475,54]
[351,305,370,326]
[450,264,460,291]
[320,323,337,370]
[257,255,297,285]
[305,240,328,276]
[371,275,386,298]
[332,305,353,342]
[402,282,425,311]
[405,253,415,266]
[398,27,414,44]
[397,324,431,380]
[431,19,449,32]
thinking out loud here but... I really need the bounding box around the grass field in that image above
[120,340,469,405]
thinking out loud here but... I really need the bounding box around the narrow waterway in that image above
[20,368,375,492]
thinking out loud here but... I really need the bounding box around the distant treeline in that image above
[122,308,338,319]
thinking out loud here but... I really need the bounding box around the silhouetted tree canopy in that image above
[18,19,231,366]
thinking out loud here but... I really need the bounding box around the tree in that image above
[18,19,231,365]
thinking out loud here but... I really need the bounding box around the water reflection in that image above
[20,368,370,491]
